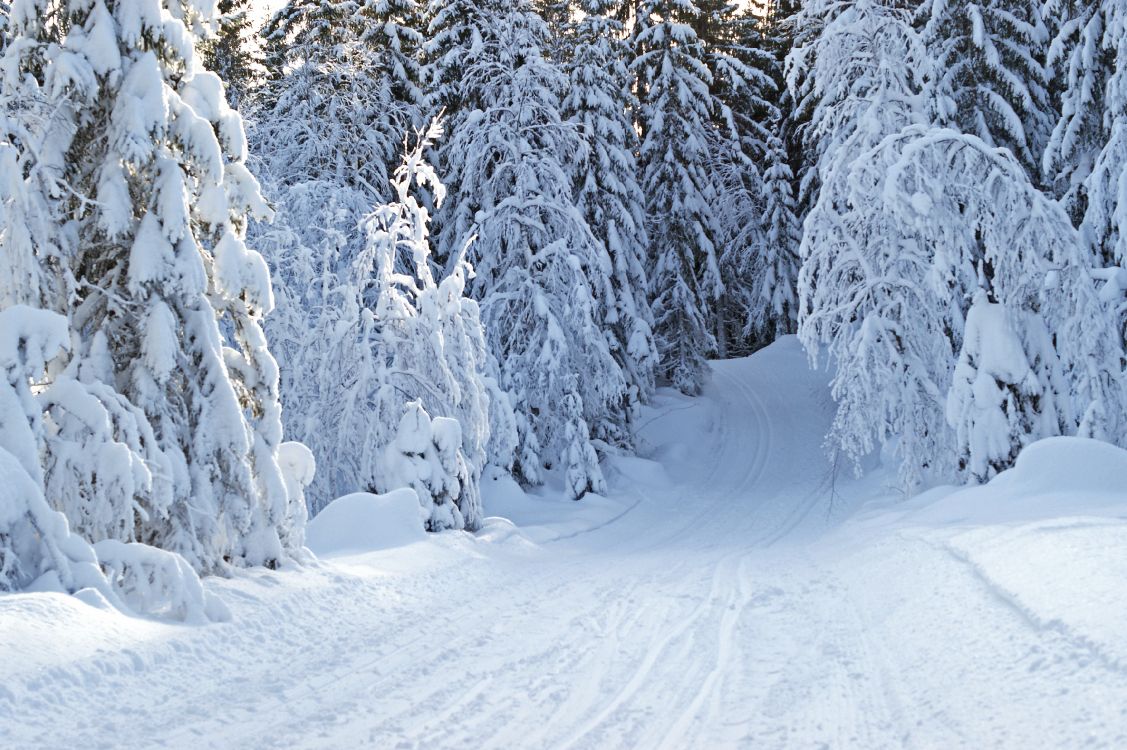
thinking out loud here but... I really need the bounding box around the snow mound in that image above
[304,490,426,556]
[909,437,1127,527]
[1004,436,1127,497]
[903,437,1127,668]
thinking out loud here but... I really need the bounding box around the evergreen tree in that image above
[633,0,723,394]
[947,293,1066,482]
[1044,1,1127,266]
[921,0,1052,180]
[2,0,295,572]
[259,0,425,202]
[0,2,9,55]
[562,0,656,430]
[711,7,799,351]
[0,306,115,595]
[749,131,802,342]
[425,0,495,116]
[432,0,626,496]
[200,0,261,108]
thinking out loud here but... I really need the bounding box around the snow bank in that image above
[907,437,1127,666]
[909,436,1127,526]
[304,490,426,556]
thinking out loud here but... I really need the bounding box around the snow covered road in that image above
[4,339,1127,748]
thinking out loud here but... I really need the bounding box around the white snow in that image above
[304,489,426,557]
[3,337,1127,747]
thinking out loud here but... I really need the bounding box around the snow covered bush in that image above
[380,402,478,531]
[40,357,174,547]
[947,294,1067,482]
[94,540,232,623]
[277,442,315,553]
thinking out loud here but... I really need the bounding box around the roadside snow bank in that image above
[911,437,1127,526]
[305,490,426,556]
[910,437,1127,666]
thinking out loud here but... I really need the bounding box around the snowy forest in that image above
[3,0,1127,745]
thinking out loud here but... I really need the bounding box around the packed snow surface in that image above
[3,337,1127,748]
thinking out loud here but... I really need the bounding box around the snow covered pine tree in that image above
[633,0,725,395]
[429,0,626,498]
[0,0,300,573]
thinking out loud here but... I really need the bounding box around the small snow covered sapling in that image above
[278,441,316,553]
[946,293,1067,482]
[380,401,476,532]
[562,377,607,501]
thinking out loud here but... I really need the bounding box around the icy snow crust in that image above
[3,337,1127,747]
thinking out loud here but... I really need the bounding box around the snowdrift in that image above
[910,436,1127,526]
[304,489,426,556]
[909,437,1127,667]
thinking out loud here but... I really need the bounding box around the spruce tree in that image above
[2,0,294,572]
[562,0,656,432]
[201,0,261,108]
[922,0,1053,180]
[1045,1,1127,265]
[431,0,626,495]
[633,0,723,394]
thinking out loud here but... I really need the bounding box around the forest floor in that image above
[4,337,1127,748]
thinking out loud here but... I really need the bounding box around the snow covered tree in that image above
[793,1,952,484]
[425,0,494,115]
[1044,0,1127,281]
[752,134,802,340]
[432,0,626,495]
[708,7,799,351]
[921,0,1052,180]
[265,120,508,525]
[0,306,227,620]
[561,377,607,500]
[380,401,479,531]
[0,2,9,55]
[562,0,656,427]
[947,293,1066,482]
[0,307,114,595]
[1,0,296,571]
[359,120,501,528]
[258,0,425,203]
[633,0,723,393]
[803,115,1126,484]
[200,0,262,109]
[277,441,315,551]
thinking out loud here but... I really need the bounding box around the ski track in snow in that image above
[4,339,1127,748]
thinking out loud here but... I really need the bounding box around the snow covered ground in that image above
[3,337,1127,748]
